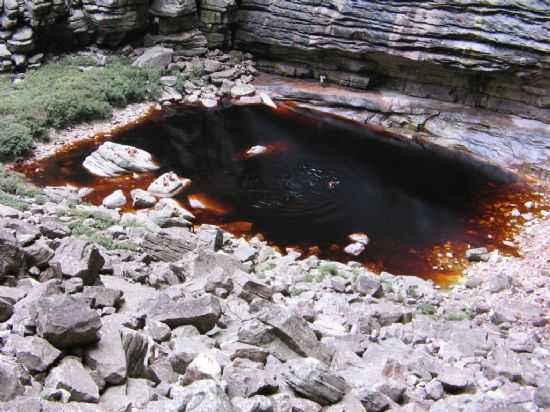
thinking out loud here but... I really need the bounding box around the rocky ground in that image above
[0,165,549,412]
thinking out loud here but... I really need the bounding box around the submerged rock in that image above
[83,142,159,177]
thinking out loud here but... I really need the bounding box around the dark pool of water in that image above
[21,103,542,283]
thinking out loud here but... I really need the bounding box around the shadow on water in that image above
[20,103,547,284]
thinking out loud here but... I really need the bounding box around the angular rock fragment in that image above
[146,294,221,333]
[14,336,61,372]
[49,237,104,285]
[258,304,332,364]
[85,317,128,385]
[233,270,273,302]
[282,357,346,406]
[83,142,159,177]
[144,198,195,227]
[102,189,127,209]
[142,227,198,261]
[45,356,100,403]
[223,360,278,398]
[82,286,123,309]
[132,46,174,69]
[170,379,235,411]
[131,188,157,208]
[0,355,25,401]
[354,273,383,298]
[35,295,101,348]
[0,229,25,279]
[0,297,13,322]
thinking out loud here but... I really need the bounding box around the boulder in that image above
[0,229,25,279]
[233,270,273,302]
[257,304,332,364]
[0,355,25,401]
[170,379,235,411]
[146,294,221,333]
[223,361,278,398]
[120,327,156,379]
[24,240,54,268]
[49,237,104,285]
[282,357,346,406]
[82,286,123,309]
[168,334,214,373]
[102,189,127,209]
[45,356,100,403]
[147,172,191,198]
[35,295,101,348]
[83,142,159,177]
[142,227,198,262]
[182,351,222,383]
[143,198,195,227]
[14,336,61,372]
[132,46,174,69]
[354,273,383,298]
[0,297,13,322]
[131,188,157,208]
[85,316,128,384]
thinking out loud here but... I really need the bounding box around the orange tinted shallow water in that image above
[18,103,549,286]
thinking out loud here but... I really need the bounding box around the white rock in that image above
[344,242,365,256]
[260,92,277,109]
[102,190,127,209]
[83,142,159,177]
[348,232,369,246]
[201,98,218,108]
[182,352,222,383]
[246,145,268,157]
[147,172,191,198]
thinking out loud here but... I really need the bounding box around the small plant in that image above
[0,191,30,210]
[0,166,43,199]
[445,310,472,321]
[417,303,438,316]
[318,263,339,278]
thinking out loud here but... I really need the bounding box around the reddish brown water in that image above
[19,103,548,285]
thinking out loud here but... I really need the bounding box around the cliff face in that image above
[234,0,550,121]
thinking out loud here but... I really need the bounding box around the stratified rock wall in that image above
[235,0,550,120]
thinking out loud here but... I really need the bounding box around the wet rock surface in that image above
[0,186,547,411]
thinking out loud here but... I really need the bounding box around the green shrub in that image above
[0,57,161,159]
[0,166,42,198]
[0,121,34,157]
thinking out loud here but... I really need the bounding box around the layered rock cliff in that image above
[235,0,550,121]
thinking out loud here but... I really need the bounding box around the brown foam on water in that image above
[17,103,549,286]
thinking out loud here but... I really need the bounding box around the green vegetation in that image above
[445,309,473,322]
[0,55,161,159]
[417,302,438,316]
[60,204,139,251]
[0,166,43,210]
